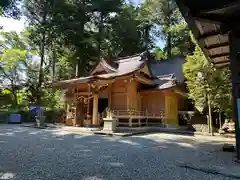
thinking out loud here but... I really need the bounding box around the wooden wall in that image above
[126,80,139,110]
[165,93,178,127]
[141,92,165,115]
[111,80,127,110]
[110,79,141,110]
[178,95,189,111]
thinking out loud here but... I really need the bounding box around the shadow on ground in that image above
[0,124,237,180]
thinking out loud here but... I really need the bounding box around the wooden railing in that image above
[108,109,164,127]
[111,109,164,119]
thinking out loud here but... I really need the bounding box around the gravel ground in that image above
[0,124,238,180]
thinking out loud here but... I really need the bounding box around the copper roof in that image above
[54,53,147,87]
[54,53,186,91]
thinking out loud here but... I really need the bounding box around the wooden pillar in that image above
[108,84,112,109]
[126,79,138,127]
[229,32,240,159]
[75,101,81,126]
[165,93,178,127]
[127,79,138,110]
[76,99,84,127]
[64,101,68,112]
[92,93,99,125]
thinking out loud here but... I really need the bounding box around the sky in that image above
[0,0,164,48]
[0,17,25,33]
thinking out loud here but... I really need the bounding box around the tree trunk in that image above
[36,34,45,105]
[75,19,85,78]
[52,42,56,82]
[219,110,222,129]
[12,88,18,107]
[98,13,104,57]
[13,91,18,107]
[36,11,47,105]
[207,93,214,136]
[188,33,195,55]
[144,25,150,51]
[167,32,172,59]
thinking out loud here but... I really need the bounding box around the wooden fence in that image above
[111,109,164,127]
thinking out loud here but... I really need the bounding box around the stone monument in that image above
[103,108,117,132]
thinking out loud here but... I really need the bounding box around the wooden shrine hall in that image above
[55,53,188,128]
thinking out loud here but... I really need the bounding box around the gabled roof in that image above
[54,53,148,87]
[90,59,117,75]
[150,57,185,83]
[91,53,147,76]
[54,54,186,90]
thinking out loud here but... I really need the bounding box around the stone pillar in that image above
[92,93,99,125]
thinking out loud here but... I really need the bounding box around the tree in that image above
[142,0,181,58]
[0,0,20,18]
[0,31,39,106]
[154,47,167,60]
[140,0,192,59]
[90,0,123,56]
[24,0,58,103]
[184,46,232,135]
[109,4,148,57]
[0,47,27,106]
[210,69,232,127]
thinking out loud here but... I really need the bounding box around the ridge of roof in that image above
[114,52,147,63]
[114,54,142,63]
[150,56,185,64]
[100,58,118,72]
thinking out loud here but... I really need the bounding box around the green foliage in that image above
[42,89,64,109]
[140,0,192,58]
[183,46,208,112]
[184,46,232,118]
[0,0,233,125]
[154,47,167,60]
[0,47,28,106]
[0,0,21,18]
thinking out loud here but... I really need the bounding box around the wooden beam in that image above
[74,92,92,96]
[205,42,229,49]
[198,1,240,15]
[108,84,112,109]
[135,73,154,85]
[209,53,229,59]
[191,15,224,25]
[217,63,230,69]
[198,31,220,41]
[213,60,229,65]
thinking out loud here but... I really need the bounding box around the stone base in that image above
[36,116,45,127]
[103,118,117,132]
[165,124,178,129]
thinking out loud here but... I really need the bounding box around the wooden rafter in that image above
[209,52,229,59]
[205,42,229,49]
[198,31,220,40]
[213,60,229,65]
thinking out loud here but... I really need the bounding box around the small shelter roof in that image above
[175,0,240,68]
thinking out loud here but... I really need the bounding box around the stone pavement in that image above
[0,124,239,180]
[24,123,236,141]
